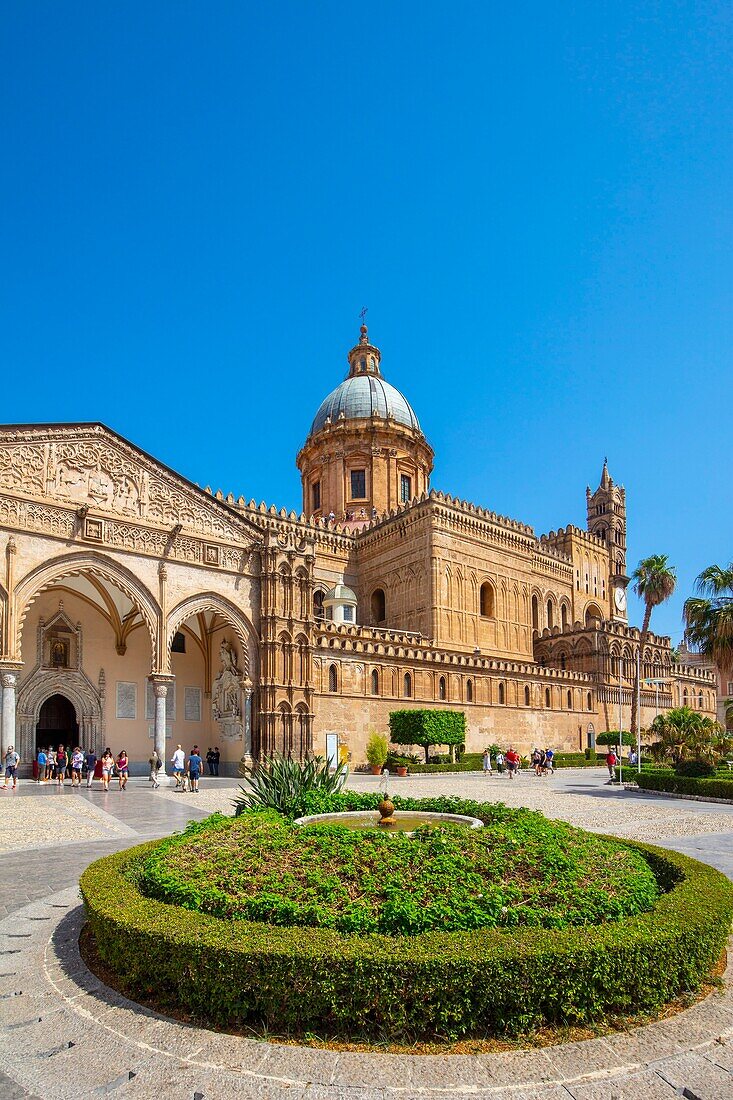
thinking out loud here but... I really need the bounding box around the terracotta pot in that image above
[396,766,408,777]
[370,765,383,775]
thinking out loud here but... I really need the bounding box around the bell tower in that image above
[586,459,628,621]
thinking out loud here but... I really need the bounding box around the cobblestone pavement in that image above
[0,771,731,1098]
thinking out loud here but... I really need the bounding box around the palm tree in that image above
[648,707,724,766]
[683,564,733,679]
[629,555,677,740]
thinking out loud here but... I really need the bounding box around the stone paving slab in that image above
[0,889,732,1099]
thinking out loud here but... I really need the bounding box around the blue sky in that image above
[1,1,731,641]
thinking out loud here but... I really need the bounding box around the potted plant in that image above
[366,731,388,775]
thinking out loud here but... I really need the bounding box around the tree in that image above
[629,555,677,740]
[389,709,466,764]
[683,564,733,680]
[648,707,724,766]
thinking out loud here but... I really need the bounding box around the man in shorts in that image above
[505,747,520,779]
[171,744,186,787]
[187,748,203,793]
[3,746,20,789]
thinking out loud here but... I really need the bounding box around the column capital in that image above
[148,672,175,685]
[0,662,22,688]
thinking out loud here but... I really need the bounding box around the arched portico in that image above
[18,673,103,768]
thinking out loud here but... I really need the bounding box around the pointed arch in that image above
[166,592,257,677]
[14,551,159,664]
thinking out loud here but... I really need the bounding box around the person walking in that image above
[171,744,185,787]
[116,750,129,790]
[85,747,97,789]
[3,746,20,789]
[212,746,220,777]
[532,748,542,776]
[70,747,84,787]
[149,749,162,789]
[606,748,618,782]
[495,750,505,775]
[544,747,555,774]
[205,747,214,776]
[45,746,56,783]
[36,746,47,783]
[56,745,68,786]
[100,747,114,791]
[187,747,202,792]
[505,747,520,779]
[482,748,492,777]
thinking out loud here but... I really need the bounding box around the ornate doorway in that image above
[36,694,78,754]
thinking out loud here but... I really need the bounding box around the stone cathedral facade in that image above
[0,325,715,775]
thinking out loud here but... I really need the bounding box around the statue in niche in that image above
[212,639,241,719]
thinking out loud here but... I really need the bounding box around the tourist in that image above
[482,748,492,776]
[100,747,114,791]
[629,748,638,767]
[149,749,162,789]
[544,747,555,774]
[85,747,97,789]
[187,747,202,792]
[531,748,542,776]
[505,746,520,779]
[116,749,129,790]
[171,744,185,787]
[495,750,505,774]
[605,748,617,780]
[56,745,68,786]
[70,747,84,787]
[46,746,56,782]
[36,746,47,783]
[205,747,214,775]
[212,746,220,777]
[3,745,20,789]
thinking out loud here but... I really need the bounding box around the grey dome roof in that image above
[323,583,357,603]
[310,374,421,435]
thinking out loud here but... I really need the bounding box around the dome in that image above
[310,374,421,435]
[323,583,357,603]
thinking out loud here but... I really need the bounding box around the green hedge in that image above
[81,795,733,1041]
[635,772,733,801]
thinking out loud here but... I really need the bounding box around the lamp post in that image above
[643,677,673,772]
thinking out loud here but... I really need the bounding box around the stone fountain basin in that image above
[293,810,484,834]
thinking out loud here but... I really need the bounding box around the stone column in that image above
[0,669,19,760]
[241,677,254,770]
[148,674,175,785]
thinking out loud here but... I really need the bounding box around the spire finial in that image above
[359,306,368,344]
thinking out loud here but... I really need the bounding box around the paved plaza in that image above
[1,769,732,1098]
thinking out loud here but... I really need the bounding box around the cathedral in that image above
[0,325,715,775]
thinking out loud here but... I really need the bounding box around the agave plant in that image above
[232,755,348,818]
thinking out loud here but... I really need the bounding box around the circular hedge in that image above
[80,794,733,1040]
[136,807,660,935]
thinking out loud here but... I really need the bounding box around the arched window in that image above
[560,652,566,670]
[328,664,337,692]
[403,672,412,698]
[561,604,568,630]
[171,631,186,653]
[531,595,539,631]
[371,669,379,696]
[524,685,530,706]
[567,689,572,709]
[359,357,367,372]
[683,688,688,706]
[698,690,703,709]
[587,692,592,711]
[439,676,446,700]
[371,588,386,623]
[466,678,473,702]
[498,682,505,705]
[546,600,554,629]
[313,590,325,619]
[545,687,551,708]
[480,582,495,618]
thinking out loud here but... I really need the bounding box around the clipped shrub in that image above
[389,709,466,764]
[675,759,716,779]
[597,731,634,747]
[635,771,733,801]
[81,793,733,1041]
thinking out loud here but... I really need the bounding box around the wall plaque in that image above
[116,681,137,720]
[184,686,202,722]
